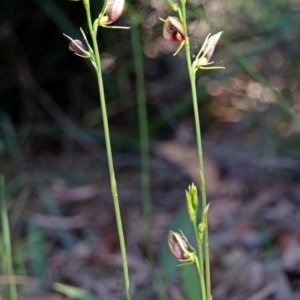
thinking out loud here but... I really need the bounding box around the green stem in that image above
[180,1,211,299]
[195,257,207,300]
[193,224,206,299]
[130,21,152,261]
[0,175,18,300]
[83,3,132,300]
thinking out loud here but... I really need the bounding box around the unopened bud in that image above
[69,40,90,58]
[186,183,198,224]
[168,231,195,262]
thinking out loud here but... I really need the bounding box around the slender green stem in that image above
[193,222,206,300]
[180,1,211,299]
[0,175,18,300]
[130,21,152,261]
[83,3,132,300]
[195,257,207,300]
[193,223,204,273]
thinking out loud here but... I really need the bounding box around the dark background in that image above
[1,0,300,299]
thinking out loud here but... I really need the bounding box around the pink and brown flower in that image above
[99,0,125,26]
[168,231,195,262]
[162,16,186,43]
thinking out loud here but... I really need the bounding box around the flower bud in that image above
[99,0,125,26]
[168,231,195,262]
[162,16,186,43]
[164,0,179,11]
[186,183,198,224]
[197,203,210,240]
[69,39,90,58]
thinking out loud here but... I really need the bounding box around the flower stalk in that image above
[64,1,131,299]
[163,1,224,299]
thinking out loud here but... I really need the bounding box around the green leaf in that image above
[27,219,47,280]
[53,282,101,300]
[181,265,202,300]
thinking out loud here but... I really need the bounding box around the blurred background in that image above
[1,0,300,299]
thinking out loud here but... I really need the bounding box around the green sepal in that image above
[173,41,185,56]
[177,253,198,267]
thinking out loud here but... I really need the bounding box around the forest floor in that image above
[2,128,300,300]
